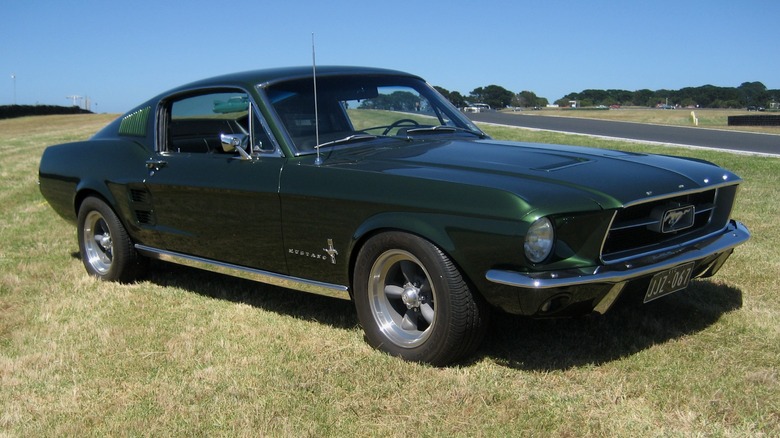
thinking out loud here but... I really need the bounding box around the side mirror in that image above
[220,133,252,159]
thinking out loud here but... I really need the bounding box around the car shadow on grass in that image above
[145,261,357,329]
[476,280,743,370]
[145,259,361,330]
[77,254,743,370]
[69,253,359,331]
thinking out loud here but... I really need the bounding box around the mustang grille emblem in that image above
[664,210,687,228]
[649,204,696,233]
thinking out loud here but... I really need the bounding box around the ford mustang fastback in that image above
[38,66,750,365]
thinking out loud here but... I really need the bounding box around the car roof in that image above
[166,66,422,95]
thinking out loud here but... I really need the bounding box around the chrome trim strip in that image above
[620,181,738,208]
[486,220,749,290]
[598,210,619,263]
[602,224,732,265]
[608,206,713,232]
[135,245,351,300]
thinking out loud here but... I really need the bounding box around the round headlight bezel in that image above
[524,217,555,264]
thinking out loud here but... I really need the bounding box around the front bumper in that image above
[485,220,750,316]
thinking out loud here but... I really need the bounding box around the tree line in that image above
[435,81,779,110]
[0,104,93,120]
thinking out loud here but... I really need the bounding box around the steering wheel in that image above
[382,118,420,135]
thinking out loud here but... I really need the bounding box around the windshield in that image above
[263,75,484,154]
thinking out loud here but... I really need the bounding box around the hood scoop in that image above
[531,155,592,172]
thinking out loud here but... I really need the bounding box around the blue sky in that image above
[3,0,778,113]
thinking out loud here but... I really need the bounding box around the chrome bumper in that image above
[486,220,750,290]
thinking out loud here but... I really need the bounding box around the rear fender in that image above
[74,180,119,217]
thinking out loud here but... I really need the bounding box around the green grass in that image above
[1,114,778,436]
[347,108,438,132]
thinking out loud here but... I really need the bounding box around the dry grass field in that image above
[1,114,778,436]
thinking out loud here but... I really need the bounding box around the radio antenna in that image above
[312,33,322,165]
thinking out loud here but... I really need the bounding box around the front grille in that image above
[601,185,738,263]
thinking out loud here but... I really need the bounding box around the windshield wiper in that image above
[315,134,378,149]
[405,126,486,138]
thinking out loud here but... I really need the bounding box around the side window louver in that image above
[118,106,151,137]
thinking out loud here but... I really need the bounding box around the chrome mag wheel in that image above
[367,249,436,348]
[77,197,143,283]
[353,232,489,365]
[82,210,114,275]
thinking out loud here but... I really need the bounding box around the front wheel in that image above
[77,197,143,283]
[353,232,489,365]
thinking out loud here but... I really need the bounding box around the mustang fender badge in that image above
[323,239,339,264]
[287,239,339,264]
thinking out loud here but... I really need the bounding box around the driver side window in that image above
[166,91,275,154]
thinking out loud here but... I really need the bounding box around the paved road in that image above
[467,111,780,156]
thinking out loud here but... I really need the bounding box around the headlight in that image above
[524,217,554,264]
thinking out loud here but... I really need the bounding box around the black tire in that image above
[77,197,143,283]
[353,232,489,365]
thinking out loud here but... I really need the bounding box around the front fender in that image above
[349,210,527,294]
[352,211,458,254]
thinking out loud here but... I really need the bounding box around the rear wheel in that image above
[77,197,143,282]
[353,232,489,365]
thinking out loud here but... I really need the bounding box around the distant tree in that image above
[554,95,575,107]
[469,85,514,109]
[655,89,674,107]
[738,81,767,94]
[738,81,767,106]
[0,104,92,119]
[433,86,449,96]
[579,89,610,106]
[511,92,527,108]
[512,90,547,108]
[360,91,419,111]
[601,89,633,105]
[434,86,466,108]
[632,89,655,107]
[442,80,780,111]
[448,91,467,108]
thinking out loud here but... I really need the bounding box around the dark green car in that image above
[38,67,750,365]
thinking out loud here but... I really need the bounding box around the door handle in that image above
[146,159,167,170]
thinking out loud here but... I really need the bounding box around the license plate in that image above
[644,262,695,303]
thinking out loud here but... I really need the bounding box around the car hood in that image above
[323,138,741,211]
